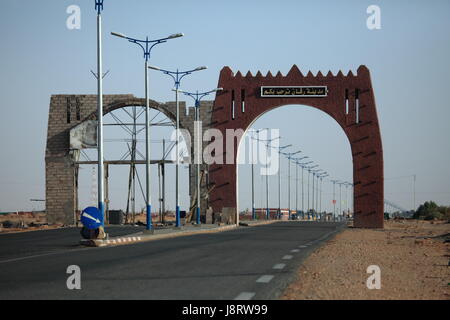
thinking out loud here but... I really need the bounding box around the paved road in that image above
[0,225,145,261]
[0,221,344,300]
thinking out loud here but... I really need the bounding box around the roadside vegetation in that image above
[413,201,450,221]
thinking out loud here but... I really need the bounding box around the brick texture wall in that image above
[209,65,384,228]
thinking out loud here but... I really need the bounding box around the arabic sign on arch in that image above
[260,86,328,97]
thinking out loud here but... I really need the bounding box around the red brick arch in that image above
[209,65,384,228]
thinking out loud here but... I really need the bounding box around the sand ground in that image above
[281,219,449,300]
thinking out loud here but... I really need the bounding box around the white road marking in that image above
[256,275,274,283]
[273,263,286,270]
[234,292,255,300]
[291,249,300,253]
[0,247,92,264]
[282,255,293,260]
[0,234,144,265]
[298,245,307,248]
[0,228,169,265]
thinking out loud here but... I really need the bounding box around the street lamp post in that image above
[345,182,349,218]
[318,175,322,217]
[311,169,323,219]
[344,181,352,220]
[413,174,416,211]
[314,169,325,217]
[95,0,105,225]
[252,130,279,220]
[296,160,311,219]
[311,171,314,214]
[337,181,344,220]
[292,157,308,219]
[312,171,315,214]
[148,65,207,228]
[282,151,302,220]
[350,182,354,216]
[275,144,292,219]
[295,161,298,217]
[322,174,329,215]
[111,31,183,231]
[340,182,343,220]
[318,173,328,219]
[306,165,318,218]
[307,169,310,216]
[302,166,304,217]
[330,180,340,221]
[180,88,223,225]
[250,130,256,220]
[250,129,266,220]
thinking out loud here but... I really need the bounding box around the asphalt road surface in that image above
[0,225,145,261]
[0,221,344,299]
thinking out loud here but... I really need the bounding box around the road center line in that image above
[291,249,300,253]
[234,292,255,300]
[0,247,93,265]
[273,263,286,270]
[282,255,293,260]
[256,275,274,283]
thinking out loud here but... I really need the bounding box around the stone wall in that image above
[45,94,213,225]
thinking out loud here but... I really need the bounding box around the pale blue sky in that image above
[0,0,449,213]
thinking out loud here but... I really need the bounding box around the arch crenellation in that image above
[220,64,369,80]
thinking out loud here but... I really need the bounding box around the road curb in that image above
[238,220,279,227]
[79,224,239,247]
[80,220,282,248]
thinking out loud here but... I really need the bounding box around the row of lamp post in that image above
[246,129,353,222]
[95,2,353,228]
[110,32,185,230]
[96,1,219,230]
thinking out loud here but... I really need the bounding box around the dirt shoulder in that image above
[281,220,449,300]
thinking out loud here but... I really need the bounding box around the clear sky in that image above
[0,0,449,213]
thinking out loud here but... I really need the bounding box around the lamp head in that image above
[168,33,184,39]
[111,31,127,38]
